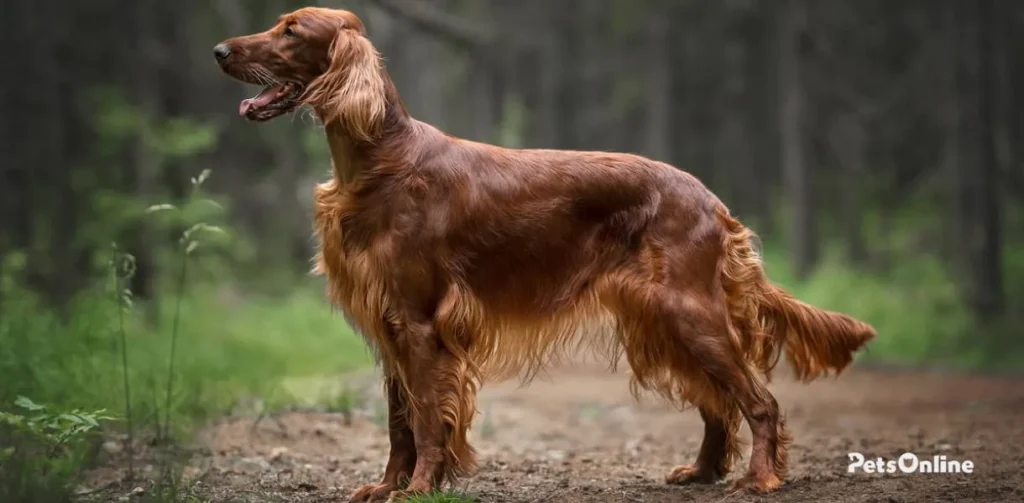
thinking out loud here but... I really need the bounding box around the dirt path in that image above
[90,363,1024,502]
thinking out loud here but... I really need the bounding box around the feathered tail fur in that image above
[716,206,877,382]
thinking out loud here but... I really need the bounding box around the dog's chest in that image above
[310,181,394,343]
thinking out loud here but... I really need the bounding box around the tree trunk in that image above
[777,0,817,279]
[942,0,963,269]
[952,0,1005,321]
[970,0,1005,318]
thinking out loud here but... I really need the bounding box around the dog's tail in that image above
[716,206,877,381]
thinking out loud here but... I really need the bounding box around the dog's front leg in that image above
[400,349,456,496]
[348,375,416,502]
[385,323,477,499]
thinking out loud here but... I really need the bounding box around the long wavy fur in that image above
[715,206,877,383]
[302,29,386,142]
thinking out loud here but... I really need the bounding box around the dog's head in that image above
[213,7,385,139]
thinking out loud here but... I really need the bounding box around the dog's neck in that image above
[322,71,411,185]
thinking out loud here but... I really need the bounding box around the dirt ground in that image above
[86,362,1024,503]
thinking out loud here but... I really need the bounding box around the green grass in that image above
[0,273,373,501]
[0,281,372,433]
[401,490,479,503]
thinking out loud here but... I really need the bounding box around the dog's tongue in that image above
[238,84,285,117]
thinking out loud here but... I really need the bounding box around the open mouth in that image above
[238,82,303,122]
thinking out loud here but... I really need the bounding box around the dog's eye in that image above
[283,26,297,38]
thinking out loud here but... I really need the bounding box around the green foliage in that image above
[0,185,371,498]
[401,490,479,503]
[1,397,114,450]
[0,397,113,503]
[0,275,370,499]
[88,87,219,161]
[0,278,371,435]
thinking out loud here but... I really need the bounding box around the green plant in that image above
[145,168,228,442]
[0,397,115,502]
[0,397,114,450]
[400,490,479,503]
[109,243,137,478]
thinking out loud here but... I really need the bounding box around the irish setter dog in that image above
[214,7,876,501]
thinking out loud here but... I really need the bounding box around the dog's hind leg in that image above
[725,372,790,494]
[672,300,790,494]
[622,285,788,493]
[665,404,742,485]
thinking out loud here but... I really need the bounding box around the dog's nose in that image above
[213,43,232,62]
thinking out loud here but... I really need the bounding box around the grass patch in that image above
[0,272,372,501]
[0,280,372,433]
[401,490,479,503]
[0,167,377,500]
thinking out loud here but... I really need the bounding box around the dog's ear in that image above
[305,28,386,142]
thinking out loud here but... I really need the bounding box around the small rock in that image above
[130,487,145,496]
[102,440,122,454]
[935,443,953,452]
[547,450,566,461]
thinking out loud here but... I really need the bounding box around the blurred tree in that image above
[961,0,1005,318]
[777,0,817,279]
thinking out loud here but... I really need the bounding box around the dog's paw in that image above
[385,479,433,502]
[349,482,397,502]
[727,473,783,494]
[665,464,723,485]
